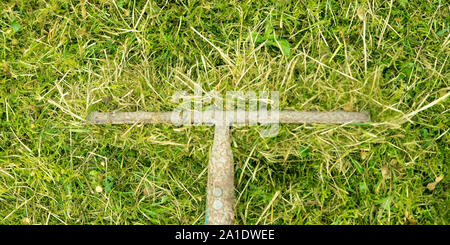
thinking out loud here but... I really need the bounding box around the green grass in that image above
[0,0,448,225]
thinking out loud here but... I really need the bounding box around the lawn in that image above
[0,0,448,225]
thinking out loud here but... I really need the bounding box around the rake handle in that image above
[206,125,234,225]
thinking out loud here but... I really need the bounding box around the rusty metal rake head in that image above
[87,110,370,224]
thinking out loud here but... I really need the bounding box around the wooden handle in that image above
[206,125,234,225]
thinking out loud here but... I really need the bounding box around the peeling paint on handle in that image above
[206,125,234,225]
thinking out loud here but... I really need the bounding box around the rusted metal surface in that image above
[279,111,370,124]
[86,111,370,125]
[86,111,173,124]
[206,125,234,225]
